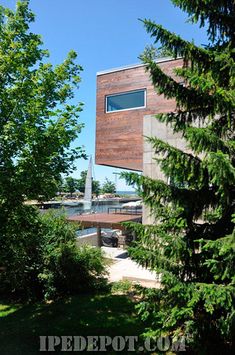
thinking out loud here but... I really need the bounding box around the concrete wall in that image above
[75,233,99,247]
[143,115,189,224]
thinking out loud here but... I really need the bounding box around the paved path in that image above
[102,247,160,288]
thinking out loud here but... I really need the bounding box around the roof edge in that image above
[97,57,182,76]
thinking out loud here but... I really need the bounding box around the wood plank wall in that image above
[95,59,183,171]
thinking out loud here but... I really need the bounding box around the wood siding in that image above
[95,59,183,171]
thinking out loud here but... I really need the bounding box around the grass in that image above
[111,280,133,294]
[0,292,146,354]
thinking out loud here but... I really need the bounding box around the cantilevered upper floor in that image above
[95,58,183,171]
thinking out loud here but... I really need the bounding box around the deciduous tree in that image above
[63,177,79,197]
[0,0,85,210]
[0,0,86,299]
[101,178,116,194]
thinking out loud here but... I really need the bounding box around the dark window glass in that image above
[106,89,145,112]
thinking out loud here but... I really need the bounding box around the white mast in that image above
[83,156,92,210]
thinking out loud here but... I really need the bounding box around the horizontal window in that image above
[106,89,146,112]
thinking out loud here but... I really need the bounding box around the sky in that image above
[1,0,208,190]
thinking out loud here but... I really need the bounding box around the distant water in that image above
[64,194,138,217]
[117,191,137,196]
[64,200,122,217]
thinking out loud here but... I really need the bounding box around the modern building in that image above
[95,58,188,223]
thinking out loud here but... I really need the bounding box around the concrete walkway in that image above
[102,247,160,288]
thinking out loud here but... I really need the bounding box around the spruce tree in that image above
[122,1,235,353]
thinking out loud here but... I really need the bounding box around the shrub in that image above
[0,205,43,300]
[0,208,107,301]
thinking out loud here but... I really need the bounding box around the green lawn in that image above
[0,293,146,354]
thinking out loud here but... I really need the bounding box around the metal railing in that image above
[107,207,142,215]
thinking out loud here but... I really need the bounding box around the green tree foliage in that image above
[101,178,116,194]
[92,179,101,197]
[0,1,94,301]
[140,44,174,62]
[122,1,235,353]
[63,176,79,196]
[0,1,85,209]
[0,209,107,301]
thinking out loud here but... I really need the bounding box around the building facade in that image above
[95,58,187,223]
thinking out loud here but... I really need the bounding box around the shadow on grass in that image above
[0,293,146,354]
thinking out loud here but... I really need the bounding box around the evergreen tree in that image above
[122,1,235,353]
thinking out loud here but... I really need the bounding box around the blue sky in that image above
[2,0,208,190]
